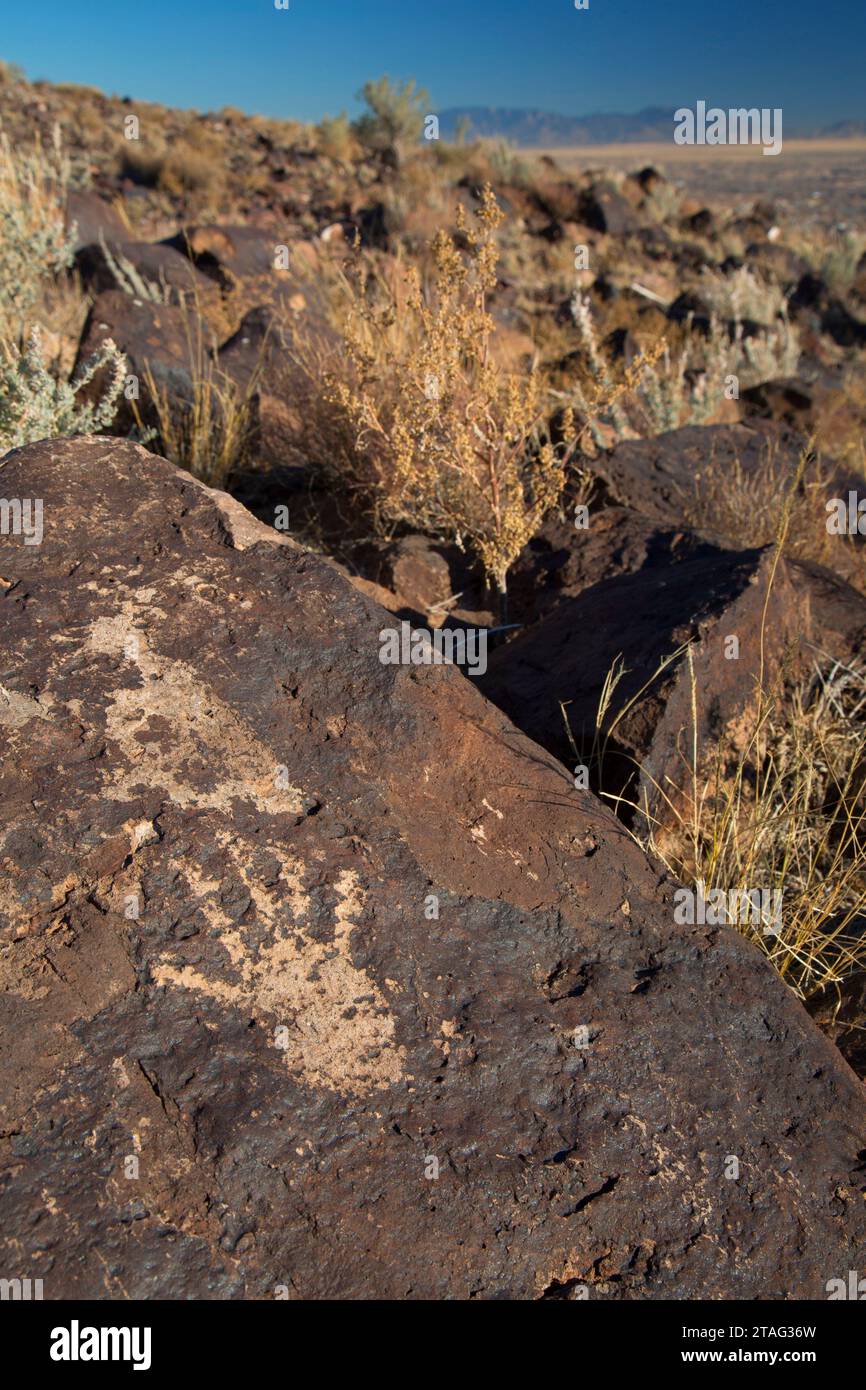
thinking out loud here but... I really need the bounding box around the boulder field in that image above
[1,438,865,1299]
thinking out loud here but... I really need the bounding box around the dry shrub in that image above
[788,225,866,295]
[117,142,166,188]
[292,187,570,600]
[352,76,429,167]
[480,138,535,187]
[118,125,224,208]
[699,264,788,325]
[314,113,359,163]
[557,292,667,446]
[159,137,224,201]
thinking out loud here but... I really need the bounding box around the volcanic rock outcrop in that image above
[591,422,866,537]
[1,438,865,1300]
[480,543,866,825]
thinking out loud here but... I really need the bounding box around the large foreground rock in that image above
[1,438,865,1300]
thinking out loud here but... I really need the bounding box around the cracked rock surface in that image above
[1,437,865,1299]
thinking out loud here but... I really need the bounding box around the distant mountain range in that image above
[439,106,676,146]
[821,119,866,138]
[438,105,866,147]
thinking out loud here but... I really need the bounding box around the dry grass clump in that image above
[292,187,571,600]
[643,644,866,1001]
[159,135,225,202]
[134,309,261,489]
[97,232,171,304]
[117,140,166,187]
[590,462,866,1003]
[676,437,865,589]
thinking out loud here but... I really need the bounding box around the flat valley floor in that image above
[539,139,866,228]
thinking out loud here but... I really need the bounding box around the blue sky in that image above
[2,0,863,128]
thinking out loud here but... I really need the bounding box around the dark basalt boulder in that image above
[740,377,816,431]
[639,552,866,828]
[481,544,866,834]
[790,273,866,348]
[744,241,810,289]
[578,181,640,238]
[65,189,129,255]
[75,239,214,305]
[164,223,324,315]
[505,506,720,627]
[164,224,281,280]
[73,290,207,433]
[1,438,865,1300]
[589,422,866,543]
[807,969,866,1080]
[480,543,767,786]
[667,290,712,334]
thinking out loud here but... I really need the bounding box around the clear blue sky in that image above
[2,0,863,128]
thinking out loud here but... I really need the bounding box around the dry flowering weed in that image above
[302,186,573,603]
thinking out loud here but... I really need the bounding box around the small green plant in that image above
[352,76,429,166]
[699,264,787,325]
[0,124,76,341]
[0,324,126,453]
[565,293,799,441]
